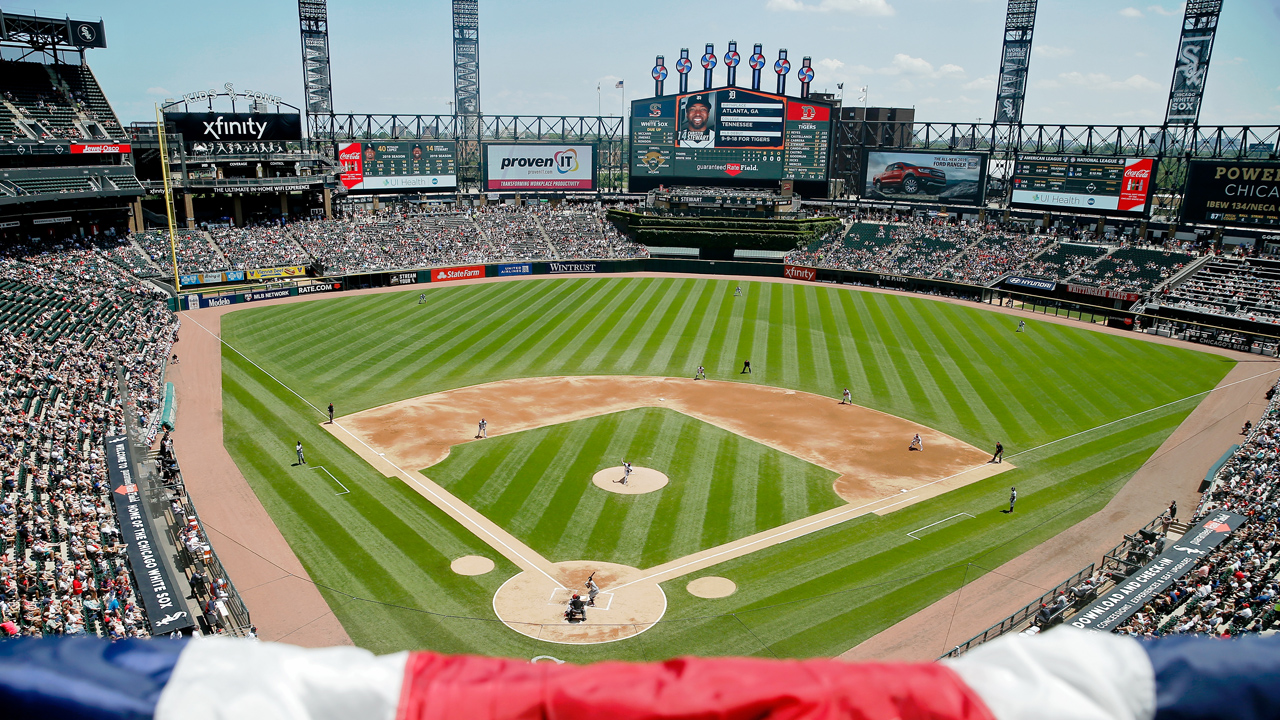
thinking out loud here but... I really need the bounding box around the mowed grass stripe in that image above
[220,277,1234,659]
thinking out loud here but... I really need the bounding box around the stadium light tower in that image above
[453,0,481,188]
[297,0,334,139]
[992,0,1038,125]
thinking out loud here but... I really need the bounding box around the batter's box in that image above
[547,586,614,611]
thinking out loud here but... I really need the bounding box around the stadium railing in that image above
[939,513,1169,659]
[938,563,1095,660]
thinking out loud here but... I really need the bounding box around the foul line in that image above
[611,364,1280,592]
[907,513,975,540]
[186,310,1280,596]
[312,466,350,496]
[181,312,565,589]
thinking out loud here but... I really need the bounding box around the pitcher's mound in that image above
[451,555,495,576]
[687,576,736,598]
[592,466,668,495]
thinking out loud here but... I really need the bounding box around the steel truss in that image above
[311,114,627,192]
[834,121,1280,222]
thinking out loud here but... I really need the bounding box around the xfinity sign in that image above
[165,112,302,143]
[485,144,595,191]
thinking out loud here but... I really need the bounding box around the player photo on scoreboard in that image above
[676,93,717,148]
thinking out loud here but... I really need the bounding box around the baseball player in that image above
[741,360,752,374]
[327,403,334,424]
[841,388,852,405]
[618,460,633,486]
[1016,320,1026,333]
[295,441,305,465]
[1009,487,1017,513]
[734,286,742,297]
[908,433,923,452]
[585,574,600,607]
[418,293,426,304]
[695,365,706,380]
[477,418,487,439]
[991,441,1004,464]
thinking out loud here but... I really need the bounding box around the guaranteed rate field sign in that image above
[484,144,595,191]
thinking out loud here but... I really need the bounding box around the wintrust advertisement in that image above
[484,144,595,191]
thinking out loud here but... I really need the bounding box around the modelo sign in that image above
[485,144,595,191]
[164,112,302,142]
[432,265,484,282]
[783,264,817,281]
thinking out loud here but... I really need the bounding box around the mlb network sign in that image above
[485,144,595,191]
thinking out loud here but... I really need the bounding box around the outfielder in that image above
[295,441,306,465]
[734,286,742,297]
[908,433,923,452]
[1009,487,1017,513]
[841,388,852,405]
[1016,320,1026,333]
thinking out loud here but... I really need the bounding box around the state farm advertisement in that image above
[484,144,595,191]
[71,143,131,154]
[431,265,484,282]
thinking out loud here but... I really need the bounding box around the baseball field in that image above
[216,275,1233,661]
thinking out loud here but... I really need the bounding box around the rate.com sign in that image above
[484,144,595,191]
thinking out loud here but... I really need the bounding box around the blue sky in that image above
[24,0,1280,126]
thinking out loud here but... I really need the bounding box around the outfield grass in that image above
[426,407,841,567]
[219,277,1234,660]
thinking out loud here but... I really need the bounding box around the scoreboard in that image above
[630,87,830,183]
[1010,154,1154,216]
[338,140,457,192]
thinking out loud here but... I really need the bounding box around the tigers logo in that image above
[642,151,664,171]
[649,103,662,117]
[800,105,816,121]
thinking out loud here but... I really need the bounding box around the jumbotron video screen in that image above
[1010,154,1154,217]
[338,140,457,192]
[630,87,831,183]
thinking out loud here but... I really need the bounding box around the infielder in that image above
[295,441,306,465]
[908,433,923,452]
[477,418,487,439]
[618,460,633,486]
[585,574,600,607]
[695,365,706,380]
[841,388,852,405]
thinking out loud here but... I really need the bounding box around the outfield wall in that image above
[168,259,1280,353]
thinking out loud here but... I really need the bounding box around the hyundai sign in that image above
[483,144,596,191]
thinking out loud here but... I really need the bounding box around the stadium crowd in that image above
[1108,380,1280,639]
[0,233,176,639]
[788,218,1201,294]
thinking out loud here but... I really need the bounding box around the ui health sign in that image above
[484,144,596,191]
[1070,510,1246,633]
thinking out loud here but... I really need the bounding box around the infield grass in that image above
[426,407,842,568]
[219,276,1234,660]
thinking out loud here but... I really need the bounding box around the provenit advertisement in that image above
[484,144,595,191]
